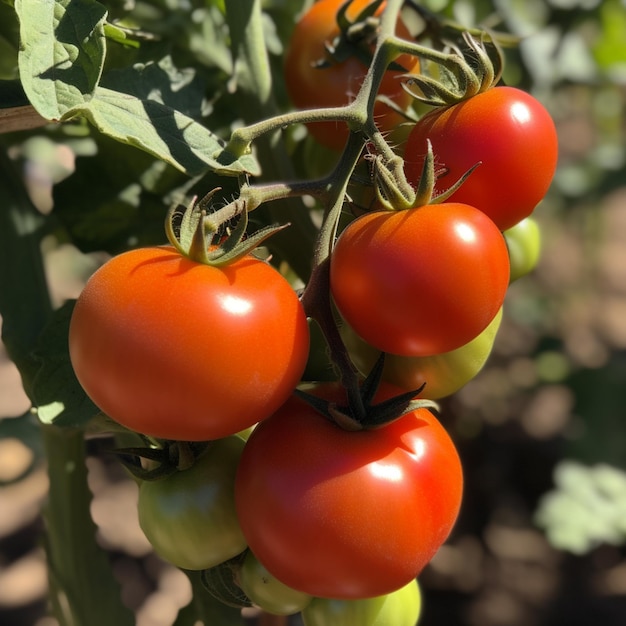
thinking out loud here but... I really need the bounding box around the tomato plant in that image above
[238,550,313,615]
[302,579,421,626]
[330,202,510,357]
[235,383,463,600]
[69,246,310,441]
[284,0,419,151]
[341,307,503,399]
[137,436,246,571]
[504,217,542,282]
[404,86,558,231]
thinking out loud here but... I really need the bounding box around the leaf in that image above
[52,134,177,253]
[31,300,101,429]
[15,0,107,119]
[100,55,210,120]
[535,460,626,554]
[81,86,261,177]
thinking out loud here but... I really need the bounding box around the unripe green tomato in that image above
[503,217,541,282]
[341,308,503,400]
[302,579,421,626]
[238,550,312,615]
[137,436,247,570]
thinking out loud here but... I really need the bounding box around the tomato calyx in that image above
[165,189,288,267]
[373,139,480,210]
[200,552,254,609]
[400,31,503,107]
[296,354,438,430]
[314,0,409,77]
[115,440,208,481]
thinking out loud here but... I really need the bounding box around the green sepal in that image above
[200,553,253,610]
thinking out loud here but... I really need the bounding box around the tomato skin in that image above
[504,217,541,282]
[302,579,421,626]
[69,246,309,441]
[284,0,419,151]
[404,86,558,231]
[330,203,510,357]
[341,307,502,399]
[235,383,463,600]
[238,550,312,615]
[137,436,246,570]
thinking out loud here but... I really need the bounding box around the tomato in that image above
[137,436,246,570]
[284,0,419,151]
[329,202,509,357]
[235,383,463,600]
[69,246,309,441]
[238,550,312,615]
[302,579,421,626]
[404,86,558,230]
[341,307,503,400]
[504,217,541,282]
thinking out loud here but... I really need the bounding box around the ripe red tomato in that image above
[284,0,419,151]
[404,86,558,230]
[69,246,309,441]
[330,203,510,357]
[235,383,463,600]
[138,436,246,570]
[341,307,503,400]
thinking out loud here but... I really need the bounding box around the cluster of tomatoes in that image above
[67,1,557,624]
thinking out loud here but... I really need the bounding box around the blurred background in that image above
[1,0,626,624]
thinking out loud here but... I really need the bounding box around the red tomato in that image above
[69,246,309,441]
[235,383,463,600]
[404,86,558,230]
[330,203,510,357]
[284,0,419,150]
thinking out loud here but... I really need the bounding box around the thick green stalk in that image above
[0,145,134,625]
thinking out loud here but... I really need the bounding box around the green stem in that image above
[43,426,135,626]
[225,105,361,158]
[0,143,133,625]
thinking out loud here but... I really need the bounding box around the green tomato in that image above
[238,550,312,615]
[138,436,247,570]
[341,308,503,400]
[302,579,421,626]
[503,217,541,282]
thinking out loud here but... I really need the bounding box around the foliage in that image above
[1,0,626,625]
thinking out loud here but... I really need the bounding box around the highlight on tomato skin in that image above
[283,0,420,151]
[404,86,559,231]
[234,382,463,601]
[329,202,510,358]
[68,245,310,442]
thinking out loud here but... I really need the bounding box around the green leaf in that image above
[15,0,108,119]
[52,134,177,253]
[81,86,261,177]
[31,300,101,429]
[100,55,210,120]
[535,461,626,554]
